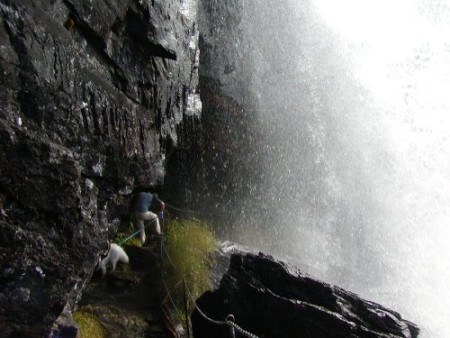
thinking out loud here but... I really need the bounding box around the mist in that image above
[218,1,450,337]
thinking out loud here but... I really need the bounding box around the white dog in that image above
[98,243,129,276]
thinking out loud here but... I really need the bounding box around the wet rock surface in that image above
[192,251,420,338]
[165,0,266,230]
[0,0,199,337]
[76,245,168,338]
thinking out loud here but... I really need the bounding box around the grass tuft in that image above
[73,309,105,338]
[164,218,217,312]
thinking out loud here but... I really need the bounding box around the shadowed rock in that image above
[77,246,167,338]
[192,252,419,338]
[0,0,200,336]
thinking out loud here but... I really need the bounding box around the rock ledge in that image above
[192,252,419,338]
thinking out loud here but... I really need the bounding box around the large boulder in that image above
[0,0,200,337]
[192,252,419,338]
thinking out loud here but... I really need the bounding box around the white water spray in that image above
[233,1,450,337]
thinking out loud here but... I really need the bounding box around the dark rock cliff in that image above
[0,0,200,337]
[192,251,420,338]
[164,0,266,232]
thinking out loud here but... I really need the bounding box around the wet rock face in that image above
[0,0,200,337]
[192,252,420,338]
[165,0,267,230]
[78,245,166,338]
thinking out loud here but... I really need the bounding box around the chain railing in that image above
[117,203,261,338]
[160,234,260,338]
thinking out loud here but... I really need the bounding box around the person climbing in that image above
[134,191,165,244]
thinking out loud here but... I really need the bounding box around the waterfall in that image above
[202,1,450,337]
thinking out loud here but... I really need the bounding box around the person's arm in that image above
[157,201,165,221]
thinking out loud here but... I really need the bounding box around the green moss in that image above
[163,218,217,312]
[73,309,105,338]
[122,237,142,247]
[113,217,142,247]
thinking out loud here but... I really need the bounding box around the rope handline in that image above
[185,283,259,338]
[115,212,261,338]
[117,217,157,246]
[164,202,222,216]
[182,278,192,338]
[160,237,260,338]
[159,234,187,321]
[161,274,184,317]
[160,238,226,327]
[163,245,177,270]
[164,202,199,214]
[185,286,227,326]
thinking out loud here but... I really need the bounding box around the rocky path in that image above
[76,245,176,338]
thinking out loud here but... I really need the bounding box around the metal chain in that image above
[192,300,228,326]
[161,224,260,338]
[184,270,260,338]
[193,303,260,338]
[116,209,260,338]
[226,319,260,338]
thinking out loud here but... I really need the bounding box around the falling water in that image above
[210,1,450,337]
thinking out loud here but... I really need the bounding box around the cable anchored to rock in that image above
[116,212,260,338]
[117,217,158,246]
[160,236,260,338]
[164,202,201,214]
